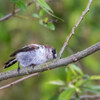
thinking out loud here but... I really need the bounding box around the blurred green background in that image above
[0,0,100,100]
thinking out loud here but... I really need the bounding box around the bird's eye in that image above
[52,49,56,59]
[52,49,56,54]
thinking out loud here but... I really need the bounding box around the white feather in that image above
[16,45,54,67]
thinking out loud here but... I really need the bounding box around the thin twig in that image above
[0,41,100,82]
[0,0,35,22]
[72,94,100,100]
[15,14,34,20]
[0,72,39,90]
[59,0,93,58]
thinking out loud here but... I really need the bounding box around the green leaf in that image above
[84,85,100,93]
[66,68,73,82]
[37,0,53,13]
[75,80,86,87]
[44,17,49,23]
[16,1,26,10]
[10,0,27,11]
[36,0,63,21]
[11,0,26,10]
[39,19,55,30]
[47,22,55,30]
[70,66,78,76]
[58,88,75,100]
[69,64,84,76]
[32,13,40,18]
[75,75,91,88]
[48,80,65,86]
[39,9,46,17]
[90,75,100,80]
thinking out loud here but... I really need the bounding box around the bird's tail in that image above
[4,58,17,68]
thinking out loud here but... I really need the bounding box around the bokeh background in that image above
[0,0,100,100]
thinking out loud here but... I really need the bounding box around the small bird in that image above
[4,44,57,71]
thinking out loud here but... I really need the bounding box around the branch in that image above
[72,94,100,100]
[59,0,93,58]
[0,73,39,90]
[0,42,100,81]
[67,47,82,69]
[0,0,35,22]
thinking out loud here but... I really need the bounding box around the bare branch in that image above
[72,94,100,100]
[59,0,93,58]
[0,0,35,22]
[0,42,100,82]
[0,73,39,90]
[67,47,82,69]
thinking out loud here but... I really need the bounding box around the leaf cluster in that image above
[48,64,100,100]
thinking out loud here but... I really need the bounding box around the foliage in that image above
[11,0,27,10]
[48,64,100,100]
[10,0,63,30]
[0,0,100,100]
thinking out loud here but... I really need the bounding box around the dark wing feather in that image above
[10,45,39,57]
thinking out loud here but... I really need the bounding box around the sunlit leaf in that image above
[58,88,75,100]
[44,17,49,23]
[16,1,26,10]
[48,80,65,86]
[90,75,100,80]
[37,0,53,13]
[66,68,73,82]
[46,22,55,30]
[36,0,63,21]
[44,8,64,22]
[39,9,46,17]
[39,19,55,30]
[75,80,86,87]
[70,66,78,76]
[32,13,40,18]
[69,64,84,76]
[10,0,26,10]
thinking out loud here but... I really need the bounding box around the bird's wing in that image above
[10,44,39,57]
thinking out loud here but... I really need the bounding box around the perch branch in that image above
[0,0,35,22]
[59,0,93,58]
[0,42,100,82]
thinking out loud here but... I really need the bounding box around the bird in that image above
[4,44,57,71]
